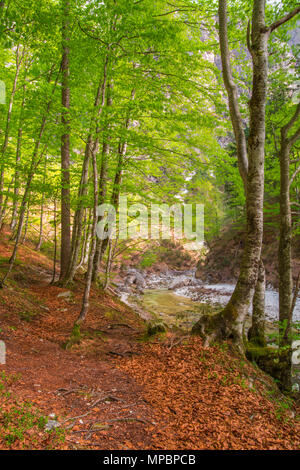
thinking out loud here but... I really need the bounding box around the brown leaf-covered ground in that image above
[0,231,299,450]
[120,339,300,449]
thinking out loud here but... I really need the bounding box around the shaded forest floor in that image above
[0,231,299,450]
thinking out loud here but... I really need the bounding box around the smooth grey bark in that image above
[91,140,110,282]
[92,88,135,282]
[91,80,113,282]
[92,139,124,281]
[216,0,268,349]
[21,199,29,243]
[248,259,266,346]
[77,208,88,269]
[279,102,300,340]
[79,207,92,267]
[0,175,14,230]
[103,237,118,291]
[217,10,248,187]
[63,137,90,283]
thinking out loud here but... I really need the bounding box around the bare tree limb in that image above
[268,6,300,33]
[290,162,300,186]
[281,102,300,140]
[218,0,248,187]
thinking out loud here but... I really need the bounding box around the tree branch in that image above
[268,6,300,33]
[290,162,300,186]
[218,0,248,186]
[281,102,300,141]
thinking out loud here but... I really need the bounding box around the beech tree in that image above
[193,0,300,352]
[59,0,71,282]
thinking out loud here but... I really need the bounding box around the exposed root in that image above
[191,303,245,354]
[246,343,292,391]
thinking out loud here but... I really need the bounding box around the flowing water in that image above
[175,283,300,323]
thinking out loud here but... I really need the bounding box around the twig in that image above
[107,417,149,424]
[168,335,190,351]
[56,388,84,397]
[62,410,93,424]
[108,323,137,330]
[88,395,123,408]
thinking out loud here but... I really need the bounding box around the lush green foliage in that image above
[0,0,299,252]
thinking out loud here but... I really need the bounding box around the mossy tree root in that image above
[191,302,245,354]
[65,324,81,350]
[246,343,292,391]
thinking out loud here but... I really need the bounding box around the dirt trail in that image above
[0,233,155,449]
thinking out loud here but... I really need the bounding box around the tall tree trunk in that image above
[75,137,99,326]
[0,175,14,230]
[36,155,47,250]
[91,140,110,282]
[10,65,28,231]
[77,208,88,269]
[21,199,30,244]
[0,45,24,225]
[220,0,268,348]
[91,80,113,282]
[51,199,58,284]
[10,81,26,232]
[64,56,109,284]
[278,103,300,389]
[193,0,268,352]
[59,0,71,281]
[248,259,266,346]
[79,207,92,267]
[216,0,267,347]
[92,88,134,282]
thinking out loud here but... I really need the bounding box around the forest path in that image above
[0,231,155,449]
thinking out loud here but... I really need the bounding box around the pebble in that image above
[45,419,60,431]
